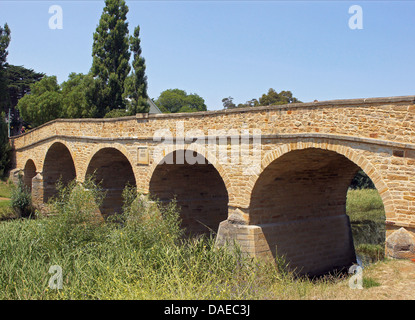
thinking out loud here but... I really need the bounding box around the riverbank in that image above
[308,259,415,300]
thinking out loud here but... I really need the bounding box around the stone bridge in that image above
[9,95,415,276]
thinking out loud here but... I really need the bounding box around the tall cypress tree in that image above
[0,23,11,114]
[0,24,11,177]
[124,25,149,114]
[91,0,131,117]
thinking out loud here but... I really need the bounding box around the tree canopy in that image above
[17,76,63,128]
[91,0,131,116]
[222,88,301,109]
[123,25,149,114]
[61,73,100,119]
[0,23,11,113]
[155,89,207,113]
[0,23,11,177]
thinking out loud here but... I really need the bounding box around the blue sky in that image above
[1,1,414,110]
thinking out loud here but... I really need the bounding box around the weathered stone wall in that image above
[9,95,415,274]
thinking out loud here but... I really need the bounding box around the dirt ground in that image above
[310,259,415,300]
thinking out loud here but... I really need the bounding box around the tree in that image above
[6,65,44,108]
[223,89,301,109]
[61,73,99,119]
[155,89,207,113]
[5,64,44,134]
[123,25,149,114]
[259,88,301,106]
[0,23,11,113]
[236,99,259,108]
[222,97,236,109]
[0,112,11,177]
[91,0,131,116]
[17,76,63,127]
[0,24,11,177]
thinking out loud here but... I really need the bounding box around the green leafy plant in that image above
[10,174,32,218]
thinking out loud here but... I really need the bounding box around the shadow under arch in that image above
[249,145,388,277]
[43,142,76,202]
[149,149,229,236]
[85,147,136,217]
[23,159,37,192]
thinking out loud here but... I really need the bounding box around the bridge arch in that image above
[42,142,77,202]
[85,146,136,217]
[148,148,230,236]
[23,159,37,191]
[247,141,390,276]
[145,143,235,204]
[247,140,393,219]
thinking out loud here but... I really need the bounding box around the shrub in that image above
[118,185,183,249]
[10,174,33,217]
[41,177,107,251]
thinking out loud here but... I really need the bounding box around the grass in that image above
[0,179,14,220]
[346,188,386,263]
[0,179,12,198]
[346,188,385,223]
[0,181,389,300]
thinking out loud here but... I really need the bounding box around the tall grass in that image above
[0,182,388,300]
[0,179,310,300]
[346,188,386,263]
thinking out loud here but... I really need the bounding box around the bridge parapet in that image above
[11,95,415,152]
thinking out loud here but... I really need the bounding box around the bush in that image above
[41,177,107,251]
[118,185,183,248]
[10,174,33,217]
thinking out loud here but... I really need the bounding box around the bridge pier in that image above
[216,213,356,277]
[31,172,44,209]
[385,226,415,260]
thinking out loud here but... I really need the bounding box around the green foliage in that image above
[0,23,11,112]
[349,170,375,189]
[17,76,63,127]
[259,89,301,106]
[41,178,107,251]
[222,88,301,109]
[363,276,381,288]
[119,185,183,248]
[346,189,385,264]
[4,64,44,134]
[61,73,99,119]
[91,0,131,115]
[222,97,236,109]
[0,112,11,177]
[155,89,207,113]
[10,174,32,218]
[0,23,10,68]
[0,179,12,198]
[4,65,44,109]
[103,108,128,118]
[123,25,149,114]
